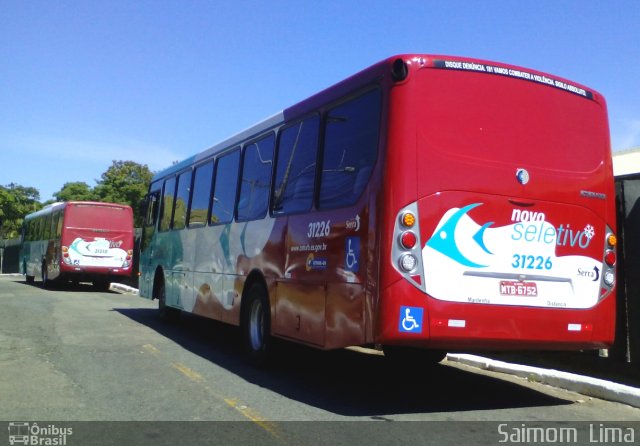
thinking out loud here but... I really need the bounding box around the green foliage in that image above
[93,160,153,226]
[0,160,152,239]
[53,182,95,202]
[0,183,42,239]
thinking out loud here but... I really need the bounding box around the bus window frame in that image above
[271,113,321,217]
[316,86,382,211]
[172,168,193,231]
[237,132,276,223]
[187,159,215,230]
[145,181,162,229]
[159,176,178,232]
[210,147,241,226]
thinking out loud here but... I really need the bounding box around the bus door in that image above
[140,182,166,300]
[169,169,195,311]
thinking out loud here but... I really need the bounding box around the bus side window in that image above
[43,214,52,240]
[272,115,319,215]
[210,150,240,225]
[56,211,63,238]
[51,212,60,239]
[159,177,177,232]
[238,135,275,221]
[145,182,161,228]
[319,88,381,209]
[173,170,192,231]
[188,161,213,228]
[36,217,44,241]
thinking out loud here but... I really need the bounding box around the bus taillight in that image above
[399,253,417,272]
[401,212,416,228]
[400,231,417,249]
[392,203,426,291]
[62,246,71,265]
[599,228,617,296]
[604,251,616,267]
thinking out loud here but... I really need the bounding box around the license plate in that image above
[500,281,538,297]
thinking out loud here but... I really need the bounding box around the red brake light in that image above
[400,231,417,249]
[604,251,616,267]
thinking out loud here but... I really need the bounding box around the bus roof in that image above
[151,54,602,182]
[23,201,132,220]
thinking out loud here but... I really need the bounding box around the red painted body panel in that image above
[377,277,615,350]
[378,55,615,350]
[142,55,616,353]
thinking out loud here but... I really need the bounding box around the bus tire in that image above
[383,346,447,368]
[157,280,180,323]
[242,283,271,366]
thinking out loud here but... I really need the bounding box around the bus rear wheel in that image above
[242,283,271,366]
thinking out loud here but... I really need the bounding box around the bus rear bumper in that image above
[376,279,616,351]
[59,264,132,280]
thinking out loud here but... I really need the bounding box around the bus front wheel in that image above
[242,283,271,366]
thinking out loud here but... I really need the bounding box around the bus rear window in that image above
[66,204,132,231]
[419,69,606,173]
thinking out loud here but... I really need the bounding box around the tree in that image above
[53,182,95,202]
[93,160,153,226]
[0,183,41,239]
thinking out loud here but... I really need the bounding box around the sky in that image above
[1,0,639,201]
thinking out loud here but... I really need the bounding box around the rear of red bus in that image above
[378,55,616,351]
[60,202,134,283]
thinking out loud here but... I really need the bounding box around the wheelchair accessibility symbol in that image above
[398,306,424,333]
[345,237,360,273]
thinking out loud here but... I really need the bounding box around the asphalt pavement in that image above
[6,277,630,412]
[111,280,640,410]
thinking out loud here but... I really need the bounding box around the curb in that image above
[109,283,139,295]
[447,354,640,409]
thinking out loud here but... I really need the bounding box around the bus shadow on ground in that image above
[18,279,115,293]
[114,308,572,417]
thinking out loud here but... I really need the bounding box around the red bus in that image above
[139,55,616,364]
[21,201,134,290]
